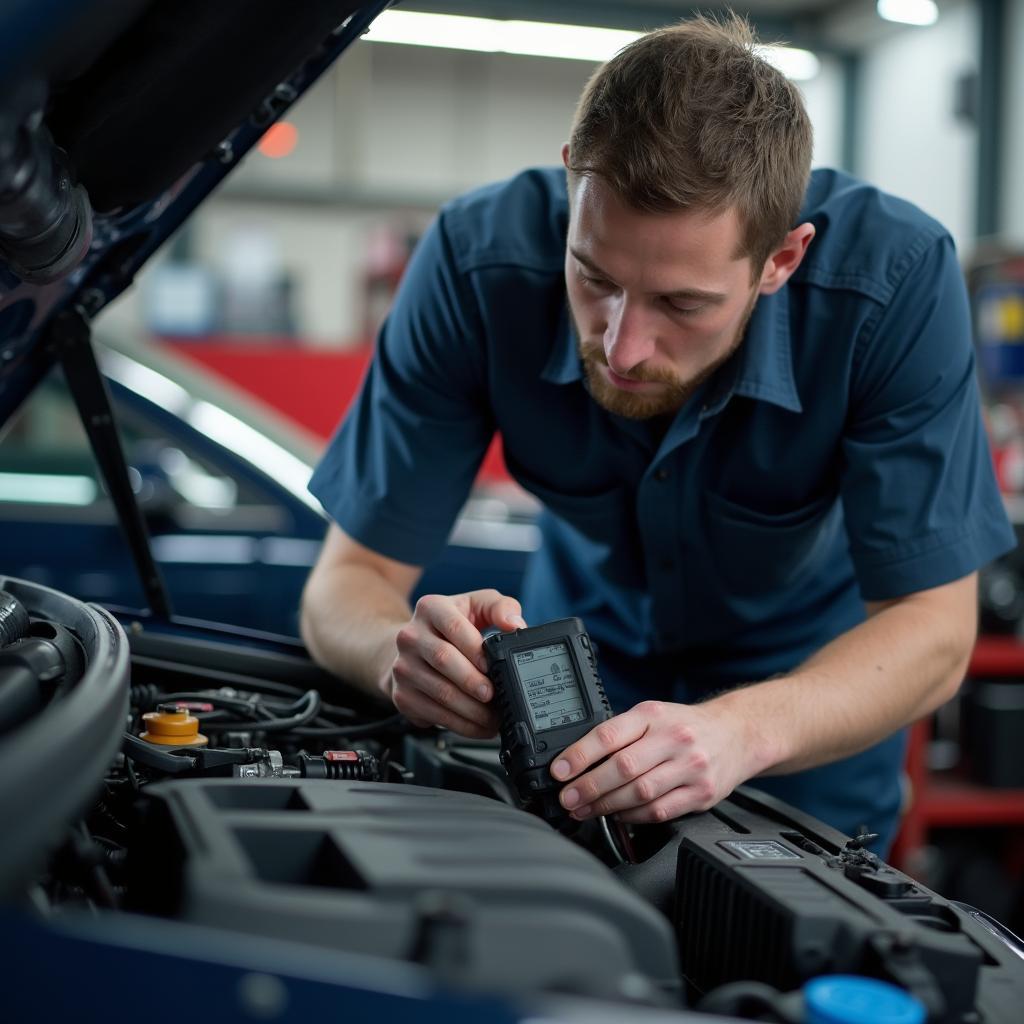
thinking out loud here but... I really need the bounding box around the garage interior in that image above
[2,1,1024,1020]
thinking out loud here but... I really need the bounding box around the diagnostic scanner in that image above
[483,617,611,827]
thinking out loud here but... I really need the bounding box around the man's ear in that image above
[561,142,570,168]
[758,222,816,295]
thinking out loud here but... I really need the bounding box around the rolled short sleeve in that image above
[308,211,494,567]
[840,233,1014,599]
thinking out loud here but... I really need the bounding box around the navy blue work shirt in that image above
[309,167,1015,852]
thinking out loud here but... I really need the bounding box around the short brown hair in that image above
[567,13,813,272]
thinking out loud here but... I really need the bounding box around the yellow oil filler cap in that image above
[140,703,209,747]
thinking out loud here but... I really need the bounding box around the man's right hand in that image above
[384,589,527,738]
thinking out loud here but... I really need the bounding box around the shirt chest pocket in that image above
[703,490,840,595]
[515,472,631,544]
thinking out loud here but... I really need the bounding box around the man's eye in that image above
[665,298,705,315]
[578,269,612,291]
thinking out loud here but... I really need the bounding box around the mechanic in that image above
[300,14,1015,853]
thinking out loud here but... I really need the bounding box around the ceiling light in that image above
[757,45,821,81]
[877,0,939,27]
[364,11,820,79]
[364,11,636,62]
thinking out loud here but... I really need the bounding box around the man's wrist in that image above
[370,629,400,702]
[374,664,393,702]
[709,682,791,778]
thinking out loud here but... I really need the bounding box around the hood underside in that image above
[0,0,384,418]
[40,0,369,213]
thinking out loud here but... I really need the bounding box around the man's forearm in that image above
[300,563,411,700]
[712,575,978,779]
[546,575,979,826]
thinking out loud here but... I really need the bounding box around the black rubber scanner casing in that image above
[484,617,611,813]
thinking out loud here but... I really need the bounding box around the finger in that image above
[393,655,496,729]
[461,589,527,633]
[391,681,498,740]
[406,596,493,687]
[560,744,670,813]
[615,784,714,825]
[550,711,650,783]
[569,760,678,819]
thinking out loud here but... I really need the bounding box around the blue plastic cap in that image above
[804,975,927,1024]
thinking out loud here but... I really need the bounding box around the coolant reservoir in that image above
[139,703,208,747]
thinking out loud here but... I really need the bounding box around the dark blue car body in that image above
[0,338,533,635]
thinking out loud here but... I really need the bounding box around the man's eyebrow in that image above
[569,246,727,304]
[570,247,614,279]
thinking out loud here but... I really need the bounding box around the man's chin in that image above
[585,369,689,419]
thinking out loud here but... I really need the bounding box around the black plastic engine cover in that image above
[129,778,679,1001]
[665,789,1024,1023]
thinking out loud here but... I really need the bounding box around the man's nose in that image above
[605,297,655,376]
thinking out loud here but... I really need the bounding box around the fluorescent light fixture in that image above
[364,10,820,79]
[0,472,98,506]
[877,0,939,26]
[364,10,637,62]
[757,45,820,82]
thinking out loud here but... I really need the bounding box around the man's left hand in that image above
[550,699,757,824]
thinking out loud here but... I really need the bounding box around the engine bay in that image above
[3,575,1024,1023]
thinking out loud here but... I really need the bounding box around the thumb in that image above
[499,607,528,631]
[464,590,526,632]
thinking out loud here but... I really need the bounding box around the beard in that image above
[573,292,757,420]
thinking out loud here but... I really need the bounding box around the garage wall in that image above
[1005,0,1024,245]
[102,37,844,345]
[237,39,845,198]
[857,1,979,255]
[802,56,844,174]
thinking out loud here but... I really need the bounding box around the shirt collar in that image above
[541,298,583,384]
[727,286,802,414]
[542,285,802,416]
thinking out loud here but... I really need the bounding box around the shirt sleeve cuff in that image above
[852,508,1016,600]
[310,479,453,569]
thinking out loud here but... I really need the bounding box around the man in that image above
[301,15,1014,853]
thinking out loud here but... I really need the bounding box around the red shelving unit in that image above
[891,636,1024,875]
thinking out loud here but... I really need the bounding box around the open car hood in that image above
[0,0,388,423]
[0,1,389,620]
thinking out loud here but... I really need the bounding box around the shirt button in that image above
[654,467,670,482]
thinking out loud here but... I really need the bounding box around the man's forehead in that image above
[566,174,748,277]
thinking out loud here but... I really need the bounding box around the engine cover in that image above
[129,778,679,1001]
[667,789,1024,1023]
